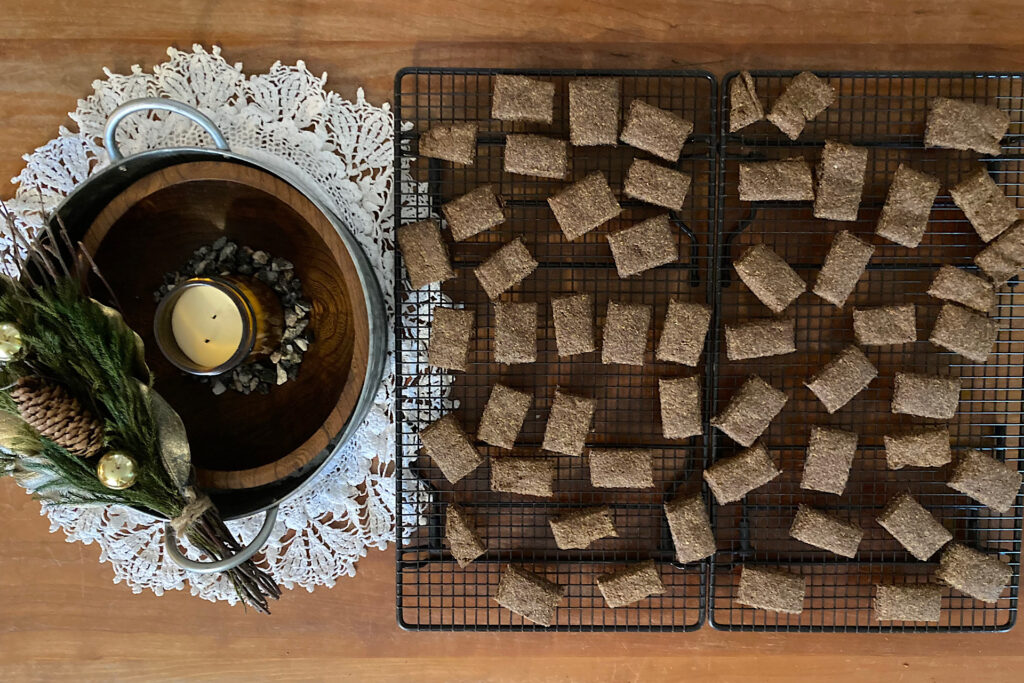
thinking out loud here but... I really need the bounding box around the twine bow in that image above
[170,486,213,537]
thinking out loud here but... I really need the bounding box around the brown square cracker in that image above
[418,122,477,165]
[441,185,504,241]
[703,443,781,504]
[596,560,665,608]
[814,141,869,221]
[656,299,712,366]
[495,565,565,626]
[876,164,941,248]
[542,389,595,456]
[874,584,943,622]
[892,372,961,420]
[607,214,679,278]
[805,345,878,414]
[766,71,836,140]
[884,427,952,470]
[925,97,1010,156]
[474,237,538,300]
[548,506,618,550]
[877,492,953,561]
[947,449,1022,513]
[738,159,815,201]
[551,293,596,356]
[725,317,796,360]
[492,74,555,124]
[950,168,1018,243]
[589,448,655,488]
[623,159,692,211]
[601,300,652,365]
[419,414,483,484]
[936,543,1012,603]
[477,383,532,450]
[397,219,454,289]
[445,504,486,567]
[737,566,806,614]
[734,244,807,313]
[427,307,474,371]
[664,493,716,563]
[659,376,702,440]
[729,70,765,132]
[927,265,997,314]
[568,78,620,146]
[494,301,537,364]
[547,171,621,240]
[975,219,1024,284]
[620,99,693,162]
[853,304,917,346]
[812,230,874,306]
[490,456,556,497]
[802,426,857,495]
[789,504,864,558]
[710,375,788,447]
[504,134,568,179]
[929,303,1000,363]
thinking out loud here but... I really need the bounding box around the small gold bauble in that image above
[0,322,24,362]
[96,450,138,490]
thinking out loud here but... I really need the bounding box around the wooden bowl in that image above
[85,161,370,490]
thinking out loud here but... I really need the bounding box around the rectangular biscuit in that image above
[427,307,474,371]
[477,383,532,450]
[925,97,1010,156]
[729,70,765,132]
[947,449,1022,513]
[492,74,554,124]
[659,376,702,440]
[725,317,796,360]
[541,389,595,456]
[551,293,596,356]
[884,427,952,470]
[656,299,711,366]
[814,141,869,221]
[892,372,960,420]
[975,220,1024,284]
[812,230,874,306]
[950,168,1018,243]
[789,504,864,558]
[853,304,917,346]
[445,503,486,567]
[877,492,953,561]
[474,237,538,300]
[548,506,617,550]
[874,584,943,622]
[664,493,716,563]
[397,219,454,289]
[504,134,567,179]
[495,565,565,626]
[607,214,679,278]
[418,122,477,165]
[490,456,556,497]
[927,265,997,314]
[703,443,781,504]
[494,301,537,364]
[936,543,1012,603]
[734,244,807,313]
[737,566,806,614]
[589,448,655,488]
[596,560,665,608]
[805,345,877,414]
[623,159,691,211]
[766,71,836,140]
[738,159,815,201]
[802,426,857,495]
[620,100,693,162]
[568,77,620,146]
[419,414,483,484]
[711,375,788,447]
[876,164,941,248]
[601,300,652,365]
[929,303,1000,363]
[442,185,504,241]
[547,171,621,240]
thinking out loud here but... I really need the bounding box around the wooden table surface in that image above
[3,1,1024,680]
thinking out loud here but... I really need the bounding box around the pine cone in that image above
[11,376,105,457]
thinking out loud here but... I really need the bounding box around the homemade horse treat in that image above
[884,427,952,470]
[623,159,692,211]
[802,426,858,495]
[494,301,537,364]
[548,506,618,550]
[947,449,1022,513]
[427,307,474,371]
[873,584,943,622]
[975,219,1024,284]
[892,372,961,420]
[703,443,781,504]
[490,456,556,497]
[596,560,665,608]
[789,504,864,558]
[876,492,953,561]
[495,565,565,627]
[927,265,997,314]
[547,171,621,240]
[664,492,716,563]
[737,566,806,614]
[813,141,869,221]
[418,122,477,165]
[397,219,454,289]
[734,244,807,313]
[729,70,765,132]
[738,159,815,201]
[419,414,483,484]
[936,543,1012,603]
[551,293,596,356]
[929,303,1000,363]
[812,230,874,306]
[601,301,652,365]
[766,71,837,140]
[568,77,620,146]
[473,237,538,299]
[876,164,941,248]
[441,185,504,241]
[853,304,917,346]
[805,345,877,414]
[659,376,702,440]
[725,317,796,360]
[589,448,655,488]
[949,168,1018,243]
[925,97,1010,156]
[655,299,712,366]
[606,214,679,278]
[541,389,596,456]
[491,74,555,123]
[445,504,486,568]
[711,375,788,447]
[619,99,693,162]
[504,134,568,179]
[477,383,532,449]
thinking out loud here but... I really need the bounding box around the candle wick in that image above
[205,339,210,344]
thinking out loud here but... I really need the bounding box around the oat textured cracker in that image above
[766,71,836,140]
[729,70,765,132]
[547,171,621,240]
[549,506,618,550]
[656,300,711,366]
[738,159,815,201]
[551,293,596,356]
[975,220,1024,284]
[950,168,1018,243]
[789,504,864,558]
[568,77,620,146]
[607,214,679,278]
[853,304,917,346]
[659,376,702,440]
[737,566,806,614]
[925,97,1009,156]
[874,584,943,622]
[418,122,477,165]
[710,375,788,447]
[504,134,568,179]
[624,159,692,211]
[664,493,716,563]
[492,74,555,123]
[703,443,781,504]
[805,345,877,414]
[477,383,532,450]
[814,141,869,221]
[601,301,652,366]
[442,185,504,241]
[419,414,483,484]
[936,543,1012,603]
[929,303,1000,363]
[495,565,565,626]
[734,243,807,313]
[427,307,474,371]
[927,265,997,314]
[892,372,961,420]
[876,164,940,248]
[620,100,693,162]
[490,456,556,497]
[445,504,486,567]
[589,448,655,488]
[474,237,538,300]
[541,389,595,456]
[947,449,1022,513]
[812,230,874,307]
[802,426,858,495]
[884,427,952,470]
[397,219,454,289]
[877,492,952,561]
[494,301,537,364]
[725,317,796,360]
[597,560,665,608]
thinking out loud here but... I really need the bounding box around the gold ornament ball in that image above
[0,322,24,362]
[97,451,138,490]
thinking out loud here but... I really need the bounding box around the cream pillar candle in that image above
[170,283,244,369]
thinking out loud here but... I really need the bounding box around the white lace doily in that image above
[4,44,415,605]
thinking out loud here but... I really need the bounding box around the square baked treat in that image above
[936,543,1012,603]
[664,493,716,563]
[477,383,532,450]
[927,265,997,314]
[551,293,596,356]
[548,506,618,550]
[419,414,483,484]
[504,134,568,179]
[547,171,621,240]
[418,122,477,165]
[711,375,788,447]
[729,70,765,133]
[620,100,693,162]
[397,219,454,289]
[624,159,692,211]
[441,185,504,241]
[737,566,806,614]
[734,244,807,313]
[804,345,877,413]
[884,427,951,470]
[445,503,486,568]
[766,71,836,140]
[659,376,702,440]
[474,237,538,300]
[568,77,620,146]
[725,317,796,360]
[494,301,537,364]
[601,300,652,365]
[925,97,1010,156]
[738,159,815,201]
[606,214,679,278]
[703,443,781,504]
[892,372,961,420]
[949,168,1018,243]
[947,449,1022,513]
[876,164,941,248]
[929,303,1000,363]
[490,456,556,497]
[427,307,474,371]
[656,299,712,366]
[789,504,863,558]
[975,220,1024,284]
[491,74,555,124]
[589,448,655,488]
[495,565,565,627]
[814,141,869,222]
[873,584,943,622]
[877,492,952,561]
[812,230,874,307]
[541,389,595,456]
[802,426,857,495]
[853,304,916,346]
[596,560,665,608]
